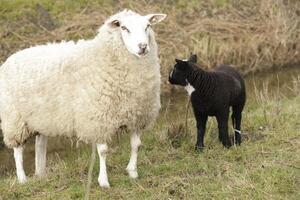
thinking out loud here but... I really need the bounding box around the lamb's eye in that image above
[121,26,130,33]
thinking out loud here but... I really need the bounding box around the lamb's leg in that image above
[126,133,141,179]
[35,135,48,177]
[233,111,242,145]
[216,112,232,148]
[97,143,110,188]
[13,146,27,183]
[195,114,208,151]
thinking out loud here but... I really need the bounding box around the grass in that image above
[0,73,299,199]
[0,0,300,199]
[0,0,299,92]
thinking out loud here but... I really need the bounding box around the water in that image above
[0,66,299,177]
[161,66,300,120]
[245,67,300,101]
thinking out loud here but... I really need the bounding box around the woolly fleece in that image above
[0,10,161,148]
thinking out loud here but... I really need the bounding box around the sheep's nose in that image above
[138,43,147,50]
[138,43,148,55]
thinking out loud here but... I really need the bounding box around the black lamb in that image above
[169,54,246,150]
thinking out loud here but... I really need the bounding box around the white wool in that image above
[185,83,195,96]
[0,10,161,148]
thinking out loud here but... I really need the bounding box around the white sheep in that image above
[0,9,166,188]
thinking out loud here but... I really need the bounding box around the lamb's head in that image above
[105,10,166,57]
[169,54,197,86]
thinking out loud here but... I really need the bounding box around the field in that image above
[0,0,300,199]
[0,70,299,199]
[0,0,299,91]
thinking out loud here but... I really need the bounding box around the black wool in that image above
[169,54,246,150]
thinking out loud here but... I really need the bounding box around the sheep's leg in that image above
[195,113,208,151]
[35,135,48,177]
[216,112,232,148]
[126,133,141,179]
[13,146,27,183]
[97,144,110,188]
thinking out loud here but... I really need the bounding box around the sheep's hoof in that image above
[127,170,138,179]
[18,176,27,184]
[98,179,110,188]
[35,171,46,178]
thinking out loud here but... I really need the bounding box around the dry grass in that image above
[0,0,299,92]
[0,2,299,198]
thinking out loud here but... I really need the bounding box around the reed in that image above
[0,0,299,93]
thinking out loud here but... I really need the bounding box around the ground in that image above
[0,0,299,199]
[0,71,299,199]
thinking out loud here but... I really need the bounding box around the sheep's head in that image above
[169,54,197,86]
[107,10,166,57]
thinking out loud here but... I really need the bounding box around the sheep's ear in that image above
[109,19,120,28]
[146,14,167,25]
[188,54,197,63]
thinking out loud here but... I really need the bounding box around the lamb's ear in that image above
[188,54,197,63]
[145,14,167,25]
[175,59,188,70]
[175,58,181,63]
[108,19,120,28]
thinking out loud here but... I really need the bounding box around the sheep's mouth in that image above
[137,49,149,56]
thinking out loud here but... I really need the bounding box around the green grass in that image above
[0,0,299,199]
[0,76,299,199]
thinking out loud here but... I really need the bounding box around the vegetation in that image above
[0,72,299,199]
[0,0,299,199]
[0,0,299,92]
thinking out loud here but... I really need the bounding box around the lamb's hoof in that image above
[218,136,223,142]
[235,135,242,145]
[127,169,138,179]
[222,141,232,148]
[195,145,204,152]
[98,179,110,188]
[235,139,241,145]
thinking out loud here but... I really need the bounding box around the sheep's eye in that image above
[145,24,151,31]
[121,26,130,33]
